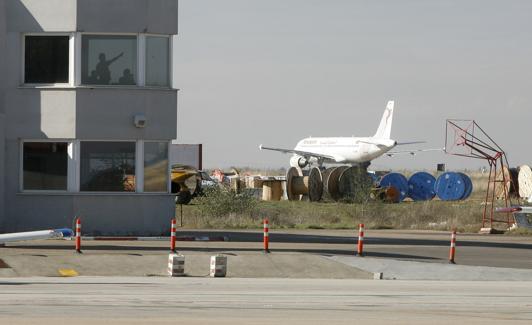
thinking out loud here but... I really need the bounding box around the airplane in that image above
[259,100,436,168]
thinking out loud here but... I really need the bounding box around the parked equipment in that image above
[171,164,203,205]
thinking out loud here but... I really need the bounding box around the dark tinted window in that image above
[80,142,136,192]
[25,36,69,84]
[23,142,68,190]
[144,142,168,192]
[81,35,137,85]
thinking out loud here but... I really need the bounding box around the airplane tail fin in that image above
[374,100,394,139]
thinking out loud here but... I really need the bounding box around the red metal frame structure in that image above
[445,120,514,231]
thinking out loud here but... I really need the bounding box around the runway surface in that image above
[1,277,531,324]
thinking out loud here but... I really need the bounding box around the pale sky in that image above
[174,0,532,171]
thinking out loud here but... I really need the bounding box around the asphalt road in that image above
[3,229,532,269]
[0,277,531,324]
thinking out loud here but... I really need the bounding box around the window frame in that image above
[144,34,172,88]
[21,33,76,87]
[78,139,138,193]
[143,140,171,193]
[19,140,171,194]
[19,139,75,193]
[78,33,172,88]
[79,33,139,87]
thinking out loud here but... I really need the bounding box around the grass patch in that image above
[179,199,484,232]
[176,171,529,234]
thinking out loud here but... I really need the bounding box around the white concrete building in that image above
[0,0,179,235]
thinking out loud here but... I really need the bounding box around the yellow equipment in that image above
[171,164,200,204]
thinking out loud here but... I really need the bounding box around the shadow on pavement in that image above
[174,231,532,250]
[2,244,441,261]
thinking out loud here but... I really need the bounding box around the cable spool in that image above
[495,166,512,200]
[286,167,303,201]
[320,167,335,201]
[325,166,349,201]
[379,173,409,202]
[518,165,532,199]
[285,166,323,202]
[338,166,373,202]
[457,172,473,200]
[509,168,519,196]
[435,172,466,201]
[407,172,436,201]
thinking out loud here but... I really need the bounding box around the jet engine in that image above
[290,155,308,168]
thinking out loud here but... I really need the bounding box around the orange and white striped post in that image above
[75,217,82,254]
[170,218,177,253]
[357,223,364,256]
[263,218,270,253]
[449,229,457,264]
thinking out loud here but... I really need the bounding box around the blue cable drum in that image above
[379,172,409,202]
[408,172,436,201]
[457,172,473,200]
[435,172,466,201]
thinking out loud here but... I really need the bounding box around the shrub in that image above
[195,186,258,218]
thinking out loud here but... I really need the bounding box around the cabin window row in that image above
[22,140,169,193]
[24,34,171,87]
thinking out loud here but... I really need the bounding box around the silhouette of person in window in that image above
[87,70,98,84]
[95,52,123,84]
[118,68,135,85]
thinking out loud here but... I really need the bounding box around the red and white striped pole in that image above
[170,218,177,253]
[449,229,457,264]
[263,218,270,253]
[357,223,364,256]
[75,217,82,254]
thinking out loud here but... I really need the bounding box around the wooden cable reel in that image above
[286,166,323,202]
[338,166,372,202]
[518,165,532,199]
[320,167,335,201]
[325,166,349,201]
[495,166,518,199]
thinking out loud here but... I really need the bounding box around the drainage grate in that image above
[0,259,10,269]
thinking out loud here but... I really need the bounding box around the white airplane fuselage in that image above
[260,101,400,168]
[293,137,396,165]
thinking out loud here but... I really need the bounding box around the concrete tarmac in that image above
[1,277,531,324]
[1,229,532,278]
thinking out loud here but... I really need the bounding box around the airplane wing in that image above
[396,141,426,146]
[259,145,336,161]
[386,148,444,157]
[359,140,425,146]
